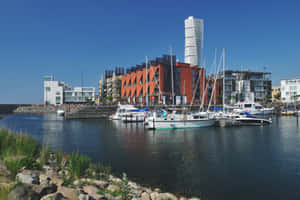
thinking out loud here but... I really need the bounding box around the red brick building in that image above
[121,55,207,105]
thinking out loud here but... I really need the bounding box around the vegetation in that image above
[274,92,281,100]
[0,185,15,200]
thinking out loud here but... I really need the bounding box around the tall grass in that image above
[0,185,15,200]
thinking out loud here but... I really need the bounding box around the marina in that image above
[1,113,300,200]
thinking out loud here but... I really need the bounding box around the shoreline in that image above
[0,129,200,200]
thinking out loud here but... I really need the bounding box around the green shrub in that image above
[19,157,40,170]
[39,144,50,167]
[0,185,15,200]
[67,152,91,180]
[4,158,21,178]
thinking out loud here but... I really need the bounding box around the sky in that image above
[0,0,300,104]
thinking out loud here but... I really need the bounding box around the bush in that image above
[67,152,91,180]
[19,157,40,170]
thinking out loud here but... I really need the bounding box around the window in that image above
[46,87,51,92]
[56,92,60,95]
[244,104,252,108]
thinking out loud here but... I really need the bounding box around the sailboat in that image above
[146,47,215,129]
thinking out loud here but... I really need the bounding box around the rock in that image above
[106,184,120,193]
[16,171,40,185]
[150,192,159,200]
[141,192,150,200]
[128,181,139,189]
[93,180,108,189]
[39,174,51,185]
[179,197,187,200]
[8,185,41,200]
[111,177,122,184]
[78,193,90,200]
[141,187,152,194]
[130,188,143,197]
[156,193,178,200]
[57,186,79,200]
[154,188,161,193]
[32,183,57,197]
[73,179,81,187]
[188,198,200,200]
[41,192,69,200]
[83,185,104,200]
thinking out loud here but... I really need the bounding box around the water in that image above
[1,114,300,200]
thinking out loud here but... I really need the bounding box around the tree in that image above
[274,92,281,100]
[106,96,113,102]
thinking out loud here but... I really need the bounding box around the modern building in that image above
[215,70,272,105]
[272,86,281,102]
[184,16,204,67]
[280,78,300,104]
[44,76,95,105]
[121,55,206,105]
[99,67,125,103]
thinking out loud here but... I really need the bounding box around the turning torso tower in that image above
[184,16,204,67]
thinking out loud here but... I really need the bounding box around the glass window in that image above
[46,87,51,92]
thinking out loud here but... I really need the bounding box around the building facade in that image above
[44,76,95,105]
[121,55,205,105]
[272,86,281,102]
[184,16,204,67]
[99,67,124,103]
[216,70,272,105]
[280,78,300,104]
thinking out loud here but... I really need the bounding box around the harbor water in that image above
[1,114,300,200]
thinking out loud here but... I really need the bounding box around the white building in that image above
[44,76,95,105]
[281,78,300,103]
[184,16,204,67]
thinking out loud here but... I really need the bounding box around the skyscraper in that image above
[184,16,204,67]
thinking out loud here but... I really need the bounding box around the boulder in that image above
[156,193,178,200]
[83,185,104,200]
[150,192,159,200]
[7,184,41,200]
[106,184,120,193]
[141,192,151,200]
[93,180,108,189]
[57,186,79,200]
[41,192,69,200]
[16,171,39,185]
[32,182,57,197]
[39,174,51,185]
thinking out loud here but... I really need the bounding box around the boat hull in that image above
[147,119,215,129]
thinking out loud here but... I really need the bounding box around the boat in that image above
[146,108,215,129]
[233,102,272,115]
[109,104,148,122]
[297,111,300,116]
[281,110,296,116]
[56,109,65,116]
[234,112,272,126]
[121,107,148,123]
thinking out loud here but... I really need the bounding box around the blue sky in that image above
[0,0,299,104]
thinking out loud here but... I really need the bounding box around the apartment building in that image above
[44,76,95,105]
[121,55,205,105]
[281,78,300,104]
[215,70,272,104]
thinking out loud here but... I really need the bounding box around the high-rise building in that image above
[184,16,204,67]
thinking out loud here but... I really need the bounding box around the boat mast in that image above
[170,46,175,105]
[146,56,148,106]
[222,48,225,112]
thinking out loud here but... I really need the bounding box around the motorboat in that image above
[109,104,138,120]
[233,112,272,126]
[146,108,215,129]
[56,109,65,116]
[110,104,148,123]
[281,110,296,116]
[233,102,273,115]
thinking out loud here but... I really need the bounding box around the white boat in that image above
[297,111,300,116]
[56,109,65,116]
[121,112,146,123]
[109,104,138,120]
[233,102,273,115]
[146,109,215,129]
[232,112,272,126]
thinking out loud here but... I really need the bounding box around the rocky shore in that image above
[0,129,201,200]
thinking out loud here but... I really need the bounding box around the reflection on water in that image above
[1,114,300,200]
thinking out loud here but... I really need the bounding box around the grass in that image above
[0,184,15,200]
